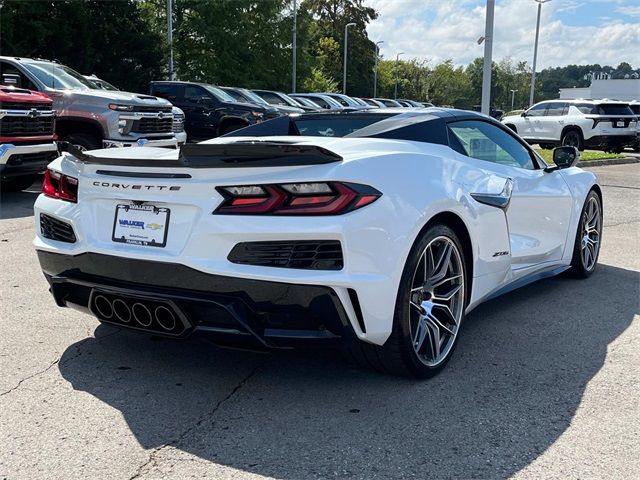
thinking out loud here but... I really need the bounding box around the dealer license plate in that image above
[615,121,624,127]
[112,204,170,247]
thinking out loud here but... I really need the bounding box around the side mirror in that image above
[552,146,580,169]
[196,96,213,106]
[1,73,21,87]
[520,111,527,117]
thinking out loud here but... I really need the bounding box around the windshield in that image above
[239,88,269,105]
[280,93,304,107]
[203,85,236,102]
[23,62,96,90]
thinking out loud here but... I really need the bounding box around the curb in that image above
[579,157,639,167]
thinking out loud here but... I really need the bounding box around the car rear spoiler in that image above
[58,141,342,168]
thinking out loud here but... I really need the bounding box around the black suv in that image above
[149,81,280,141]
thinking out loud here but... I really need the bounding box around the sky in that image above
[364,0,640,69]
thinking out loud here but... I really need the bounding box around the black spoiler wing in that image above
[58,141,342,168]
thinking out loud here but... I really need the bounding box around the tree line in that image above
[0,0,636,109]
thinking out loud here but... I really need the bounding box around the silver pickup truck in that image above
[0,56,180,151]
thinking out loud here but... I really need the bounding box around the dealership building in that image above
[559,78,640,101]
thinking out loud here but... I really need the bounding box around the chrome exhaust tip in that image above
[94,295,113,319]
[113,298,132,323]
[155,305,177,331]
[132,302,152,327]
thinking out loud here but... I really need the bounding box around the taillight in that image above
[43,169,78,203]
[215,182,381,215]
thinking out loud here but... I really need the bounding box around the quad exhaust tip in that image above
[132,302,153,327]
[93,295,113,320]
[113,298,131,323]
[90,292,189,336]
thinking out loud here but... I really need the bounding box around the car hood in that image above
[50,88,172,106]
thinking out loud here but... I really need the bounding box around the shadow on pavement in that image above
[59,264,638,479]
[0,178,41,220]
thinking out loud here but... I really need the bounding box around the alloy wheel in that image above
[581,196,601,271]
[409,236,465,367]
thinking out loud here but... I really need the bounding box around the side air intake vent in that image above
[228,240,343,270]
[40,214,76,243]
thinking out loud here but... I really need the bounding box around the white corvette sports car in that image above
[34,109,602,377]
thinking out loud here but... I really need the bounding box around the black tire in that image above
[344,224,468,378]
[561,129,584,151]
[1,174,37,192]
[63,133,101,151]
[567,190,602,278]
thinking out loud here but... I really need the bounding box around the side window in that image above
[184,85,209,103]
[525,103,548,117]
[259,92,285,105]
[310,97,330,109]
[152,84,179,102]
[448,120,535,170]
[545,102,567,117]
[575,103,593,114]
[0,62,38,90]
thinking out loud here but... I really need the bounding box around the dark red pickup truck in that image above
[1,85,58,191]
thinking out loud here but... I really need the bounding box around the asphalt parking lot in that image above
[1,164,638,480]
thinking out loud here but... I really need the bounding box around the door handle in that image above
[471,177,513,210]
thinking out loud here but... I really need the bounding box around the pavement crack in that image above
[128,363,263,480]
[0,358,60,397]
[0,329,120,397]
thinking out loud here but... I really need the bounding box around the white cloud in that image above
[616,5,640,17]
[365,0,640,69]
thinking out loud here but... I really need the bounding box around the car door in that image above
[182,85,221,141]
[448,119,574,271]
[539,101,568,141]
[519,102,548,141]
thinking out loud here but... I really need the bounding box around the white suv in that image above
[502,99,637,152]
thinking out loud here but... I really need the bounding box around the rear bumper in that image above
[0,142,58,178]
[37,250,353,349]
[584,134,636,149]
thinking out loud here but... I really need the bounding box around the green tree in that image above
[301,0,377,95]
[0,0,165,93]
[302,67,339,92]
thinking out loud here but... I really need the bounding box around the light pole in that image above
[529,0,551,107]
[480,0,495,115]
[167,0,174,80]
[292,0,297,93]
[510,89,518,110]
[343,22,356,94]
[373,40,384,98]
[394,52,404,100]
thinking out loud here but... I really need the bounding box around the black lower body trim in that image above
[37,251,352,349]
[584,135,636,150]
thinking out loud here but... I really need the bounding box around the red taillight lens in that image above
[43,169,78,203]
[215,182,381,215]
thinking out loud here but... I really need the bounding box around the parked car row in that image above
[501,98,639,153]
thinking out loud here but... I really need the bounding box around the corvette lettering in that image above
[93,181,181,191]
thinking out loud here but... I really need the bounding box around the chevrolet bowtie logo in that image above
[27,109,41,119]
[146,223,164,231]
[158,112,165,119]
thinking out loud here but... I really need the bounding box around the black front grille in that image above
[0,102,51,110]
[228,240,344,270]
[0,116,54,136]
[133,106,172,113]
[40,214,76,243]
[132,117,173,133]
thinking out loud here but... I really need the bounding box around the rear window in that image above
[293,116,388,137]
[583,104,634,116]
[152,84,179,101]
